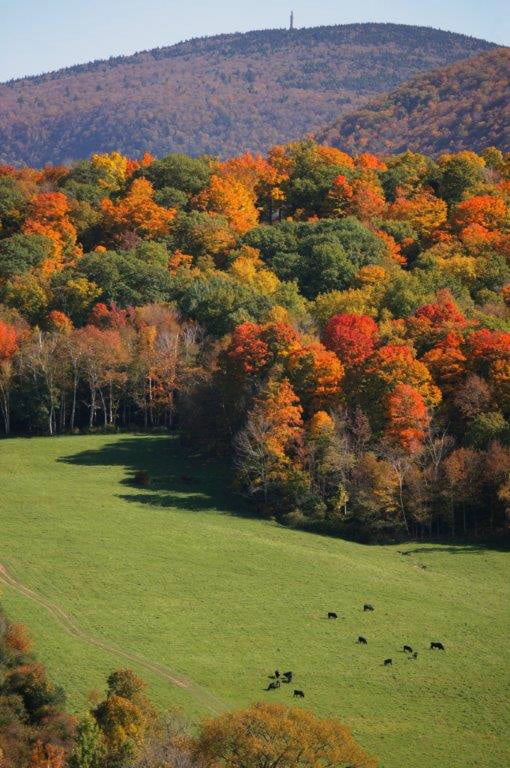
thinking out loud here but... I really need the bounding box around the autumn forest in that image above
[1,143,509,543]
[0,13,509,768]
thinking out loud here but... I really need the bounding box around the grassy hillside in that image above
[0,434,508,767]
[319,47,510,155]
[0,24,495,165]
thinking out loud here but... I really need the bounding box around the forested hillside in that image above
[1,142,509,541]
[319,48,510,155]
[0,24,496,166]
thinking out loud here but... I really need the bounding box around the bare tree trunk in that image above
[148,375,154,427]
[99,388,108,428]
[48,397,54,436]
[0,385,10,435]
[109,380,113,425]
[89,387,96,428]
[60,389,66,432]
[397,475,410,534]
[70,371,78,430]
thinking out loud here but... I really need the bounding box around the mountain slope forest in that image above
[1,141,510,542]
[0,24,496,166]
[319,47,510,156]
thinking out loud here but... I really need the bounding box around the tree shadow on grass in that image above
[397,542,509,555]
[58,433,509,551]
[58,433,254,519]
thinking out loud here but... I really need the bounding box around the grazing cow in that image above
[430,641,445,650]
[283,671,293,682]
[384,658,392,666]
[363,604,374,612]
[274,669,280,678]
[328,612,338,619]
[403,645,413,653]
[293,689,305,698]
[357,636,368,644]
[266,680,280,691]
[412,652,418,659]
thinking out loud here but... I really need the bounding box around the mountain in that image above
[0,24,496,167]
[318,47,510,155]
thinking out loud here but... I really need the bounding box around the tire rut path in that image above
[0,563,225,715]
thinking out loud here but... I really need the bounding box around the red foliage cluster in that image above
[323,314,378,368]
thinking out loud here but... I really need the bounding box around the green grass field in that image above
[0,434,508,767]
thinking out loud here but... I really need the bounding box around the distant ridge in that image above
[0,23,496,166]
[319,47,510,155]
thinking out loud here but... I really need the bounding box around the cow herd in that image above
[329,603,446,667]
[264,602,446,698]
[265,669,304,698]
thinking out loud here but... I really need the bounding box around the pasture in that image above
[0,434,508,767]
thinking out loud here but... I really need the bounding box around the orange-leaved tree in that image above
[389,190,447,239]
[452,194,507,232]
[365,344,441,408]
[0,320,19,434]
[194,701,377,768]
[385,383,429,454]
[22,192,81,274]
[465,329,510,377]
[287,342,344,413]
[101,178,175,241]
[234,377,305,506]
[29,741,66,768]
[422,332,467,393]
[5,623,33,655]
[195,173,259,234]
[225,321,270,377]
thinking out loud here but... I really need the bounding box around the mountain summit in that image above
[0,23,495,166]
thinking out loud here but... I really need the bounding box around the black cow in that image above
[384,658,392,666]
[266,680,280,690]
[293,689,305,698]
[430,642,445,650]
[328,612,338,619]
[283,671,293,682]
[363,604,374,612]
[357,636,368,644]
[403,645,413,653]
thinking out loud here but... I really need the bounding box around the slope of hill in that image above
[1,434,509,768]
[0,24,496,166]
[319,47,510,155]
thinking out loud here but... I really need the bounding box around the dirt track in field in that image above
[0,562,225,714]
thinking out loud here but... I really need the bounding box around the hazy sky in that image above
[1,0,508,81]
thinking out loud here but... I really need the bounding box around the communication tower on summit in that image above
[290,11,294,30]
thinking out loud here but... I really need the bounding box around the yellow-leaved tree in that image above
[194,702,377,768]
